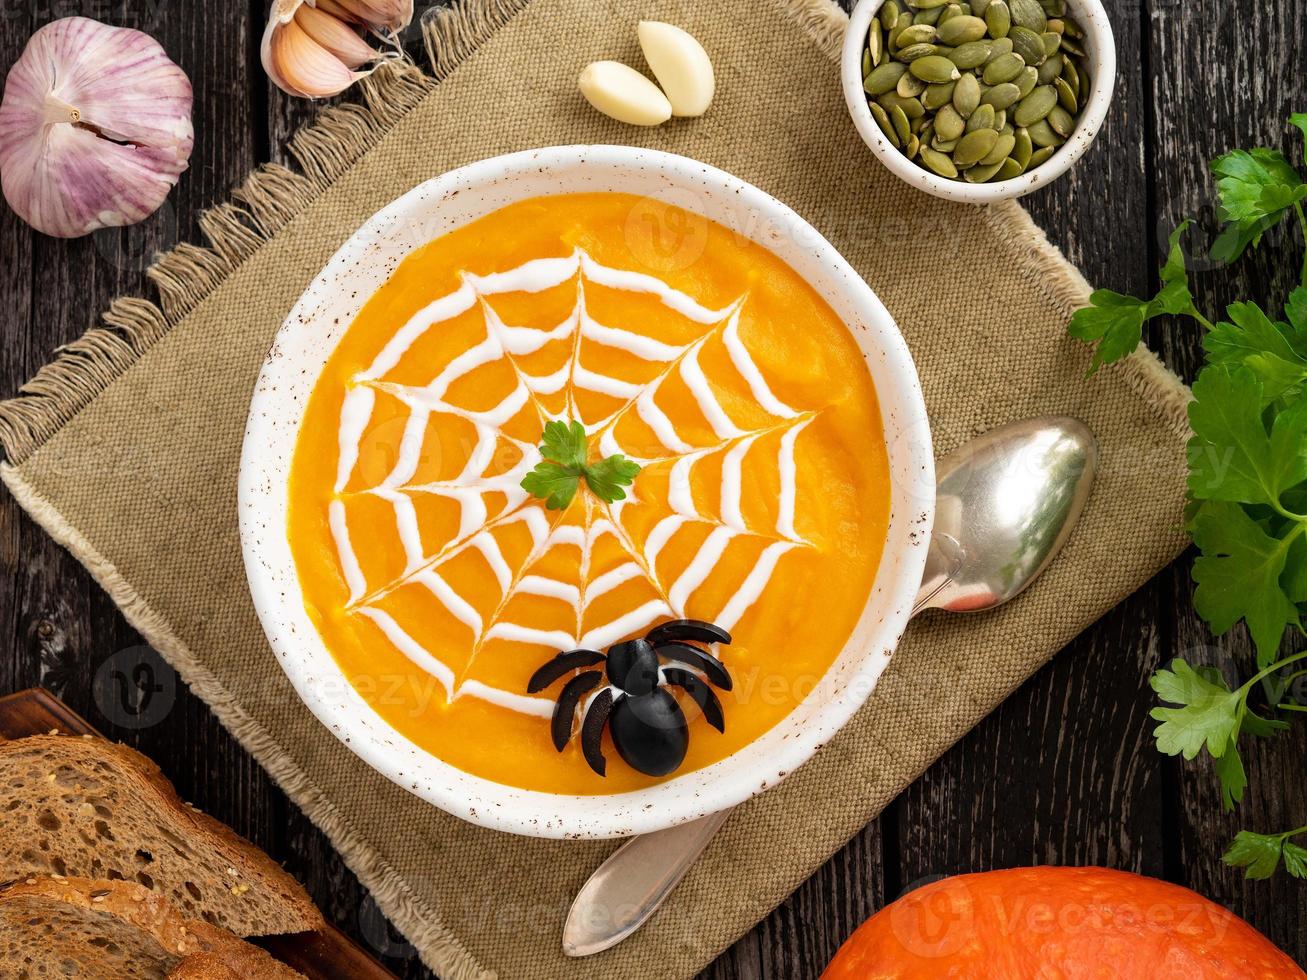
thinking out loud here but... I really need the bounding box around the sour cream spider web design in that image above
[327,248,821,719]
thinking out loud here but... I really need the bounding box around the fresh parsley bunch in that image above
[1069,114,1307,880]
[520,420,640,509]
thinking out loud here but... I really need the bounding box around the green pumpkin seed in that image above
[981,130,1017,165]
[924,80,957,109]
[1061,57,1080,99]
[905,133,921,159]
[1012,126,1033,167]
[966,103,996,131]
[1059,35,1085,57]
[1041,31,1062,56]
[952,72,981,115]
[868,26,883,66]
[937,3,964,23]
[877,92,927,119]
[938,14,987,44]
[870,102,900,148]
[891,103,912,143]
[983,53,1025,84]
[1046,17,1064,33]
[914,6,944,24]
[1013,84,1057,126]
[910,55,962,82]
[920,119,936,144]
[997,156,1025,179]
[1010,26,1046,66]
[980,81,1021,109]
[948,39,992,68]
[919,147,959,177]
[1009,0,1047,31]
[1015,65,1039,97]
[1037,52,1063,85]
[1028,145,1056,167]
[864,61,907,94]
[972,0,992,13]
[1062,15,1084,38]
[1027,118,1063,147]
[953,128,999,167]
[984,36,1014,61]
[963,159,1005,182]
[896,23,937,47]
[993,109,1008,129]
[879,1,900,30]
[888,11,912,48]
[913,0,953,8]
[862,47,872,78]
[898,72,928,97]
[1054,75,1077,112]
[933,135,960,152]
[984,0,1011,37]
[1047,104,1075,137]
[897,42,940,61]
[935,104,967,141]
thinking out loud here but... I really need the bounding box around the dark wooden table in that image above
[2,1,1304,975]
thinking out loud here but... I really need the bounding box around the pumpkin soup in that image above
[287,192,891,793]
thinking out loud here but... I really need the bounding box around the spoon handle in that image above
[562,532,964,958]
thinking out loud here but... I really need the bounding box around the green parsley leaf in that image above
[1204,302,1307,402]
[1292,114,1307,165]
[1223,830,1290,879]
[1284,841,1307,877]
[1210,147,1307,263]
[1189,500,1300,666]
[519,422,641,509]
[1149,657,1241,760]
[1213,744,1248,811]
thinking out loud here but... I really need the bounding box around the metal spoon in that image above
[562,416,1098,957]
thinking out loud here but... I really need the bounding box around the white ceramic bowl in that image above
[238,145,934,839]
[841,0,1116,203]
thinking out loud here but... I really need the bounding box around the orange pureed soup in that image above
[288,193,891,793]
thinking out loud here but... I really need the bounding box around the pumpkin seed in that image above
[1061,57,1080,99]
[938,14,987,44]
[1046,17,1064,33]
[896,23,937,46]
[997,156,1025,179]
[948,39,992,68]
[1047,104,1075,137]
[993,109,1008,129]
[898,72,928,97]
[1012,126,1033,167]
[1028,145,1056,167]
[1037,52,1063,84]
[924,80,957,109]
[879,1,900,30]
[963,159,1005,182]
[972,0,992,13]
[891,103,912,143]
[865,61,907,95]
[982,130,1017,165]
[1013,84,1057,126]
[914,6,944,24]
[910,55,962,82]
[870,102,900,148]
[1010,26,1046,66]
[937,3,965,24]
[932,136,960,152]
[1027,117,1064,147]
[1054,75,1077,112]
[913,0,953,8]
[980,81,1021,109]
[919,147,959,177]
[954,128,999,166]
[921,119,936,144]
[905,133,921,159]
[1059,35,1085,57]
[897,42,940,61]
[984,0,1011,37]
[1009,0,1047,31]
[935,104,967,141]
[1041,31,1061,56]
[984,36,1014,61]
[953,72,982,115]
[1015,65,1039,97]
[878,92,927,119]
[983,52,1025,84]
[868,26,883,66]
[888,11,912,48]
[1062,16,1084,38]
[966,103,997,131]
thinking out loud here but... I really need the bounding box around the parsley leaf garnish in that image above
[1224,829,1307,880]
[519,420,640,509]
[1211,147,1307,264]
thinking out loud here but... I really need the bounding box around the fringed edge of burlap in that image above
[0,59,434,467]
[776,0,1193,441]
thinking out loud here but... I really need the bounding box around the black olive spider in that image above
[526,619,733,777]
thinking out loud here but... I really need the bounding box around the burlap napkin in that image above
[0,0,1191,976]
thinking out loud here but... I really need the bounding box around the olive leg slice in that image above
[550,670,602,750]
[662,667,726,732]
[645,619,732,647]
[654,641,733,691]
[580,688,615,776]
[527,648,605,693]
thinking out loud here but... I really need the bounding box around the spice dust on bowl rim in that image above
[238,146,934,839]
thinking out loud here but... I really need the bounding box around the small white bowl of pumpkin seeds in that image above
[841,0,1115,203]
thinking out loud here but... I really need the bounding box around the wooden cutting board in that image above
[0,687,396,980]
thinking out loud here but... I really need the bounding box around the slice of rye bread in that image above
[0,735,322,937]
[0,876,304,979]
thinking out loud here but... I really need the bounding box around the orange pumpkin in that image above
[821,867,1303,979]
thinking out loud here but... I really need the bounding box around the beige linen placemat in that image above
[0,0,1191,976]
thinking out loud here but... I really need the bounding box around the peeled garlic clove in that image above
[578,62,672,127]
[637,21,715,117]
[264,16,362,99]
[0,16,193,239]
[294,3,379,68]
